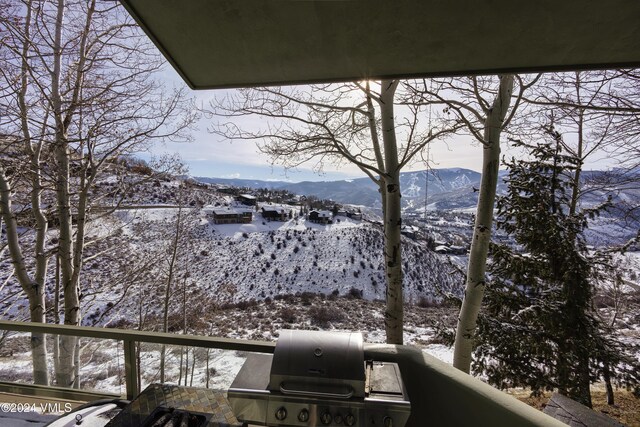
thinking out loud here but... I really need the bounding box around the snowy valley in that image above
[0,168,638,423]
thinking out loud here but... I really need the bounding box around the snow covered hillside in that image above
[0,173,464,328]
[71,207,463,327]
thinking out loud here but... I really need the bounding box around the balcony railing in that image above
[0,320,564,427]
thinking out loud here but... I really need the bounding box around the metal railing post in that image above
[123,339,139,400]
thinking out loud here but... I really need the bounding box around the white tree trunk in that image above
[380,80,404,345]
[0,169,49,384]
[28,143,50,386]
[160,205,183,382]
[7,0,51,386]
[52,0,95,387]
[50,0,79,387]
[453,75,514,373]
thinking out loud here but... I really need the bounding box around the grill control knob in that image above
[298,409,310,422]
[383,416,394,427]
[320,411,333,425]
[334,413,344,424]
[345,413,356,426]
[275,407,287,421]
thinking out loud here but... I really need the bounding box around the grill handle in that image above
[279,383,354,399]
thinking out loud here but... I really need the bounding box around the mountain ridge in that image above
[196,167,640,216]
[196,168,484,208]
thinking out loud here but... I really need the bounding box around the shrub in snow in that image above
[300,292,313,306]
[280,307,297,323]
[236,299,257,310]
[418,297,440,308]
[309,306,344,327]
[348,287,363,299]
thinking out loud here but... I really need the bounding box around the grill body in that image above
[228,330,411,427]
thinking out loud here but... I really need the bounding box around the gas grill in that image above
[228,330,411,427]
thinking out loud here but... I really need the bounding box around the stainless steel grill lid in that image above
[268,330,365,399]
[269,330,366,398]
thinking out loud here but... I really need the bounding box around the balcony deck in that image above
[0,321,565,426]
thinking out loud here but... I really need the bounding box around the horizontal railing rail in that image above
[0,320,275,400]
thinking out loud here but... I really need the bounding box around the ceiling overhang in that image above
[119,0,640,90]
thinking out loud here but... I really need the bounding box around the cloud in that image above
[222,173,241,179]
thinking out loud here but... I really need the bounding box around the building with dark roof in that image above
[211,208,252,224]
[261,206,291,221]
[237,194,257,206]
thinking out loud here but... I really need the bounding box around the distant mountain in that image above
[196,167,640,218]
[196,168,484,208]
[196,177,287,190]
[196,175,380,206]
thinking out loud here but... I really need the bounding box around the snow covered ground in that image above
[0,174,637,403]
[36,206,460,326]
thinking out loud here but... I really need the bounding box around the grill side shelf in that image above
[229,353,272,391]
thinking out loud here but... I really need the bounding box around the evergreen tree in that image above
[473,135,639,407]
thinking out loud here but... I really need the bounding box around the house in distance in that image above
[211,208,253,224]
[237,194,257,206]
[308,210,333,224]
[261,206,292,221]
[346,209,362,220]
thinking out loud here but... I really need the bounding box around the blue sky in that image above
[141,132,489,182]
[139,64,615,183]
[139,66,491,181]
